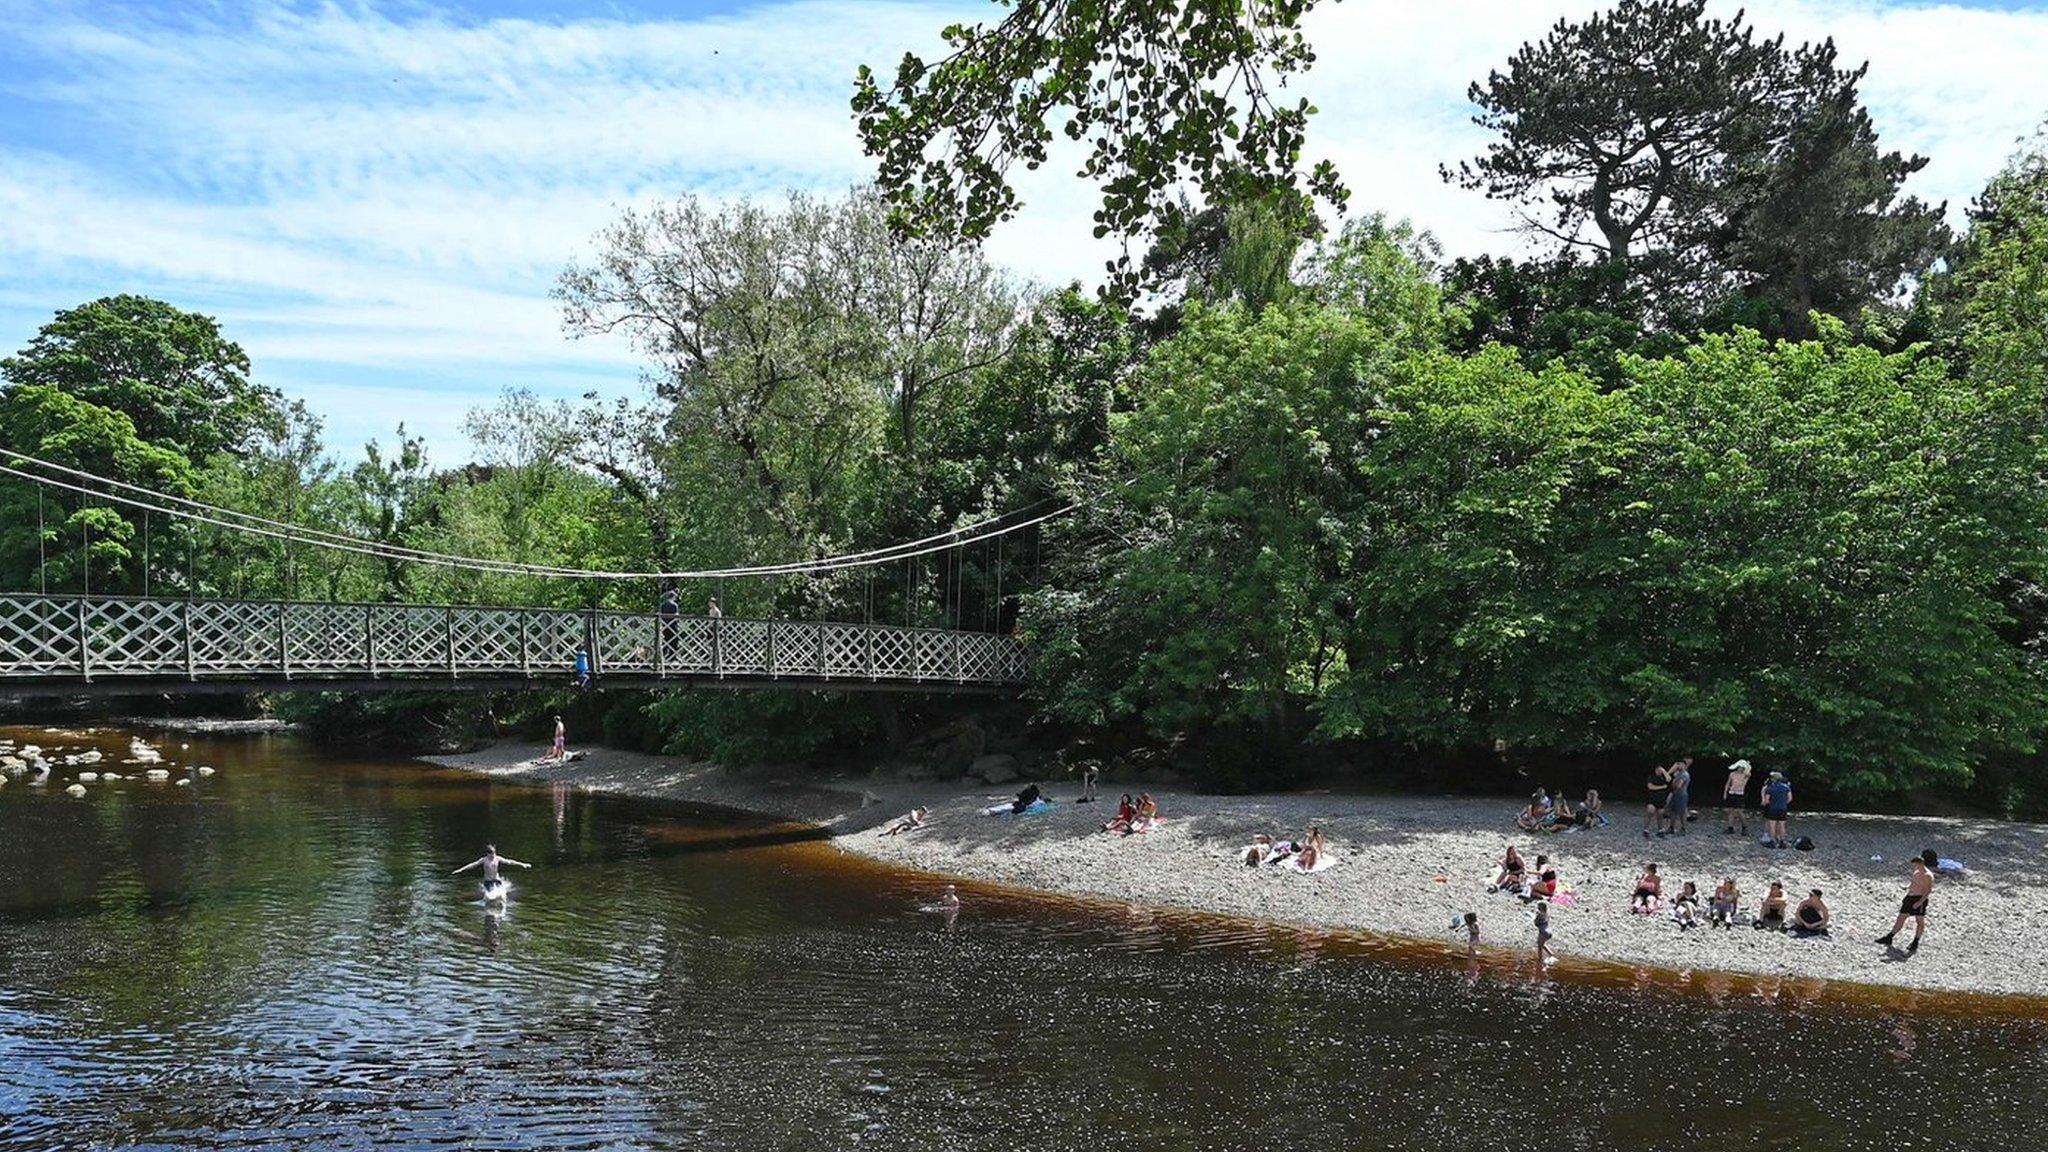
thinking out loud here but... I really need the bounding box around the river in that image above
[2,724,2043,1151]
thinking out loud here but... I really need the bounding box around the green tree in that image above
[1,295,278,460]
[1446,0,1928,325]
[853,0,1344,297]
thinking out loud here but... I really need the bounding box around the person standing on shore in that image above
[1877,850,1937,954]
[1660,758,1693,837]
[549,715,566,763]
[1720,759,1753,836]
[1644,760,1671,839]
[1761,771,1794,848]
[1533,900,1554,965]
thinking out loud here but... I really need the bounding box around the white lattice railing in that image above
[0,594,1030,689]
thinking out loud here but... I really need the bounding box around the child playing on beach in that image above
[1462,911,1480,956]
[1533,901,1554,965]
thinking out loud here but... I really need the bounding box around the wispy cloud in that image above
[2,0,2045,455]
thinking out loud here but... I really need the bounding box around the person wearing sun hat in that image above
[1760,769,1793,849]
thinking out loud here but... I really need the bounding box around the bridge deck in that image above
[0,594,1028,696]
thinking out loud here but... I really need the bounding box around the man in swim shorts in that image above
[1720,759,1753,836]
[453,844,532,891]
[1876,850,1936,954]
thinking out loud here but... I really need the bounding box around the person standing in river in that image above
[453,844,531,892]
[1877,850,1937,954]
[1533,899,1555,966]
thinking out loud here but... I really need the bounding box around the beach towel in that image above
[980,797,1053,817]
[1285,854,1337,875]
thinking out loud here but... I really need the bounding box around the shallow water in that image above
[2,724,2043,1151]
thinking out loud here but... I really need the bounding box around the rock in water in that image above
[175,778,191,787]
[77,772,98,782]
[196,766,216,777]
[145,768,170,781]
[65,783,87,798]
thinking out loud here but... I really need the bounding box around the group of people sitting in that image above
[1102,792,1161,835]
[1627,862,1832,935]
[1242,825,1329,870]
[1515,788,1605,833]
[1489,845,1570,903]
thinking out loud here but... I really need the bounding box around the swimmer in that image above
[453,844,531,895]
[921,884,962,914]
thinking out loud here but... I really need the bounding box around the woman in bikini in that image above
[1126,792,1159,834]
[1103,793,1136,834]
[1630,862,1663,914]
[1492,845,1527,893]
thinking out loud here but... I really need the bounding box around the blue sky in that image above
[4,0,2047,461]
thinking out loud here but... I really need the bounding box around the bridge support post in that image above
[519,613,530,680]
[365,607,377,678]
[763,622,773,679]
[815,623,825,679]
[864,625,874,680]
[446,607,457,679]
[76,597,91,682]
[585,609,599,682]
[277,604,289,681]
[182,600,195,681]
[951,633,962,682]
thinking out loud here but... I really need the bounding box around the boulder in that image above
[65,783,87,798]
[196,766,216,776]
[970,753,1020,785]
[145,768,170,781]
[77,772,98,783]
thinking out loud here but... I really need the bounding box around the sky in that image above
[3,0,2047,460]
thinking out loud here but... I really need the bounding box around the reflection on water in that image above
[2,724,2045,1151]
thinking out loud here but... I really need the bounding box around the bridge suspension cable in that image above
[0,447,1088,582]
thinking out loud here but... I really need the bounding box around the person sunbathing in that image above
[1103,793,1136,834]
[1671,881,1701,929]
[1791,889,1831,937]
[1753,881,1788,930]
[1491,846,1528,893]
[1516,791,1551,831]
[1243,834,1276,866]
[1630,863,1663,914]
[1581,790,1605,827]
[1709,877,1740,927]
[1522,869,1559,902]
[1126,792,1160,835]
[880,807,928,836]
[1546,798,1578,832]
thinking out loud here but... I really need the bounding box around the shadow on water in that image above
[3,723,2046,1152]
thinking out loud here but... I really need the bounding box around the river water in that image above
[2,724,2043,1151]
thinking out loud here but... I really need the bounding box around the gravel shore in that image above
[424,741,2048,1001]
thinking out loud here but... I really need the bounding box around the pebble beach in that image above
[425,741,2048,1001]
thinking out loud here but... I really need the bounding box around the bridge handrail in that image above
[0,592,1030,687]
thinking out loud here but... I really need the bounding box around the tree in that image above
[556,189,1022,566]
[1713,98,1950,337]
[1445,0,1872,314]
[1,295,279,461]
[853,0,1345,298]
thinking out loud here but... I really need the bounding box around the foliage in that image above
[1447,0,1941,330]
[853,0,1345,298]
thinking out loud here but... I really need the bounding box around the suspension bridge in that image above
[0,593,1028,696]
[0,449,1050,699]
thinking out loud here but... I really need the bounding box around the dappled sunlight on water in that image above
[2,725,2044,1150]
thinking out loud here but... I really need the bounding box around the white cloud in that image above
[3,0,2046,455]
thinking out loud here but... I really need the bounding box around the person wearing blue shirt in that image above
[1761,770,1793,848]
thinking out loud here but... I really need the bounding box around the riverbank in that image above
[423,740,2048,1000]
